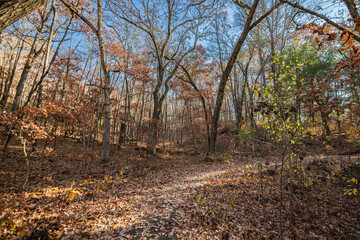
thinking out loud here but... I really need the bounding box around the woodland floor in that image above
[0,137,360,239]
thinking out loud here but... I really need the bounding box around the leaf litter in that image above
[0,143,359,239]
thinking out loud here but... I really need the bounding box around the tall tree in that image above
[110,0,213,153]
[209,0,282,153]
[12,5,52,111]
[60,0,111,162]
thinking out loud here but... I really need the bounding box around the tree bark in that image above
[96,0,111,162]
[209,0,260,153]
[147,88,162,154]
[13,17,47,111]
[0,0,47,32]
[0,38,24,108]
[343,0,360,30]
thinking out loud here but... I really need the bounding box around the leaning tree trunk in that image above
[0,0,47,32]
[209,0,260,153]
[0,39,24,108]
[12,15,47,111]
[343,0,360,30]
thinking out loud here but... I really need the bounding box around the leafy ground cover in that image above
[0,138,359,239]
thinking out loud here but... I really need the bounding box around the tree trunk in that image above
[136,85,145,145]
[59,0,111,161]
[12,29,45,111]
[320,110,331,136]
[97,0,111,163]
[343,0,360,30]
[119,122,126,146]
[209,0,260,153]
[0,39,24,108]
[0,0,46,32]
[147,91,161,154]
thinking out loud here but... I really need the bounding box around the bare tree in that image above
[60,0,111,162]
[110,0,213,153]
[209,0,283,153]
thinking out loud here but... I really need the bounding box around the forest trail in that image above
[115,156,247,239]
[118,153,360,239]
[1,0,360,238]
[0,149,252,239]
[2,147,359,239]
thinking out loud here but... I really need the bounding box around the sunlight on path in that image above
[117,159,248,239]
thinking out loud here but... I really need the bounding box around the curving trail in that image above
[1,148,251,240]
[110,156,248,240]
[2,150,359,239]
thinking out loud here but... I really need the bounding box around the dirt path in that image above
[0,149,251,240]
[119,154,359,239]
[109,157,248,239]
[2,151,359,239]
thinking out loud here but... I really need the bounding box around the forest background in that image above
[0,0,359,239]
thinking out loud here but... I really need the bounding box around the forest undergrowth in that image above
[0,133,359,239]
[1,0,360,239]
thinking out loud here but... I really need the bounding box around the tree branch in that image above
[59,0,98,35]
[281,0,360,43]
